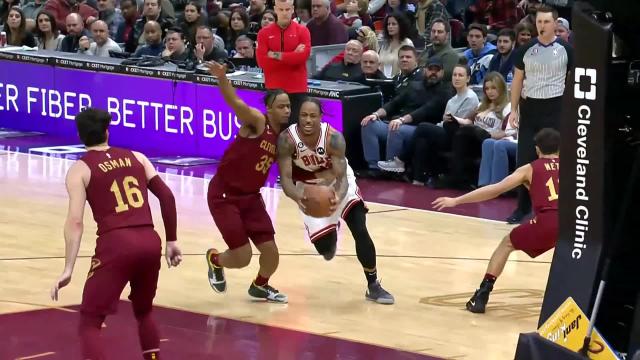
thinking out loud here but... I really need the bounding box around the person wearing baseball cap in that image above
[555,17,571,43]
[367,55,452,175]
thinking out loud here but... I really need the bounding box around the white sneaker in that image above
[377,157,405,173]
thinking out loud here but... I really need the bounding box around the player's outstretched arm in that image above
[277,132,307,210]
[432,164,531,210]
[51,161,89,301]
[204,61,265,129]
[328,130,349,202]
[133,151,182,268]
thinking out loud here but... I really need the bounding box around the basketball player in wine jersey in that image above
[433,128,560,313]
[277,97,394,304]
[50,108,183,360]
[204,61,290,303]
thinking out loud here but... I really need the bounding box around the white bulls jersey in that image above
[285,122,363,241]
[287,122,334,184]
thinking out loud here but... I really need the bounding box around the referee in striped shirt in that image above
[507,5,573,223]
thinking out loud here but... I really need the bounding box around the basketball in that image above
[303,184,335,218]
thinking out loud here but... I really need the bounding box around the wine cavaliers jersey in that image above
[529,157,560,215]
[214,122,278,194]
[286,122,334,184]
[80,147,154,236]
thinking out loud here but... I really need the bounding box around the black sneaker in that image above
[206,248,226,293]
[248,283,288,303]
[466,282,493,313]
[365,280,395,304]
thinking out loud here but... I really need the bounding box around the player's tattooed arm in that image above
[277,131,304,202]
[328,130,348,202]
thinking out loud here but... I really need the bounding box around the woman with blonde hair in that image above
[444,72,513,189]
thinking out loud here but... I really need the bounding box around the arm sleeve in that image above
[148,175,177,242]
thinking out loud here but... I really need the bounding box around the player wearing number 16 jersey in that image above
[50,108,183,360]
[432,128,560,314]
[204,61,290,303]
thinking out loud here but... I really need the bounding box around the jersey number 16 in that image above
[110,176,145,213]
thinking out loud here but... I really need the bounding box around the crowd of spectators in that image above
[0,0,575,223]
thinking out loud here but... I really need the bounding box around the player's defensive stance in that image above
[277,97,394,304]
[433,128,560,313]
[51,108,183,359]
[204,61,290,303]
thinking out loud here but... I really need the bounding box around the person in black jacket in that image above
[360,55,452,175]
[313,40,364,82]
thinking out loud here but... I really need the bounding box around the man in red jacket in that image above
[256,0,311,124]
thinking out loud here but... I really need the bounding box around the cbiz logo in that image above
[574,67,597,100]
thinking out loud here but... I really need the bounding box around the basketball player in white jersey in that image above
[277,97,394,304]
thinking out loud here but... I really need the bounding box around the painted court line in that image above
[7,152,507,225]
[15,351,56,360]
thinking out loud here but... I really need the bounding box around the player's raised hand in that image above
[432,197,458,211]
[50,270,72,301]
[165,242,183,268]
[204,61,227,78]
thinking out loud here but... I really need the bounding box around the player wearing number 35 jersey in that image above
[432,128,560,314]
[204,61,290,304]
[50,108,183,360]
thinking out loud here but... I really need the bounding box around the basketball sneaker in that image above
[377,157,405,173]
[248,283,288,303]
[365,280,395,304]
[206,248,226,293]
[466,281,494,313]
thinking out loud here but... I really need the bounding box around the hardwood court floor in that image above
[0,151,554,359]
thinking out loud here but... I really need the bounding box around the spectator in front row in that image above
[36,11,65,50]
[488,28,515,83]
[361,52,451,175]
[314,40,364,81]
[5,7,37,47]
[79,19,121,56]
[194,26,228,63]
[378,12,413,78]
[133,20,164,56]
[478,117,518,187]
[418,18,460,84]
[60,12,90,52]
[307,0,348,46]
[359,50,386,81]
[464,23,497,85]
[162,27,192,62]
[408,64,480,186]
[444,71,512,189]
